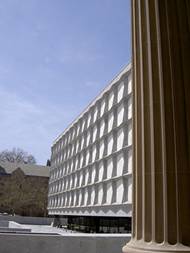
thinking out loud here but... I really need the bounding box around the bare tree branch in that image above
[0,148,36,164]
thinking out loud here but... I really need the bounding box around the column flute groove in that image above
[138,0,146,242]
[132,0,143,241]
[154,0,168,243]
[144,0,156,243]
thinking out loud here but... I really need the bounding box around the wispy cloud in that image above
[58,44,103,64]
[0,87,77,164]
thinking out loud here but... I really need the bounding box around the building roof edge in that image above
[52,62,132,146]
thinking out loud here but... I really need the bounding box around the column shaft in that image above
[123,0,190,252]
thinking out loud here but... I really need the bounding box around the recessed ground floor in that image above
[52,215,131,233]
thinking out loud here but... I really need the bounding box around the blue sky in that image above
[0,0,131,165]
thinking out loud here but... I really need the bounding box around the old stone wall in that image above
[0,169,49,216]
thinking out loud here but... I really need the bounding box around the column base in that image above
[123,239,190,253]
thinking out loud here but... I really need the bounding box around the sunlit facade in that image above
[48,63,132,232]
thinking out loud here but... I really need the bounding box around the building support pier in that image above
[123,0,190,253]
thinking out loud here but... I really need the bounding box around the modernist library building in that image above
[48,63,132,233]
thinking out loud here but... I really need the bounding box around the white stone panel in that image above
[61,180,64,191]
[98,184,103,205]
[61,167,64,177]
[68,131,72,143]
[91,165,96,184]
[117,104,124,126]
[65,179,68,190]
[84,188,88,206]
[92,126,97,142]
[67,164,70,175]
[108,91,114,111]
[106,182,113,204]
[116,179,124,204]
[82,119,86,132]
[69,147,72,157]
[74,174,78,187]
[78,190,82,206]
[108,112,114,132]
[128,124,132,146]
[69,193,72,206]
[75,157,79,170]
[70,193,73,206]
[61,196,64,206]
[128,97,132,119]
[81,137,84,150]
[98,161,104,181]
[72,129,76,140]
[73,191,77,206]
[67,178,70,190]
[71,159,74,171]
[93,107,98,123]
[85,169,89,185]
[91,186,95,205]
[59,182,62,192]
[100,99,106,117]
[99,119,105,137]
[128,74,132,94]
[87,113,91,128]
[128,149,132,173]
[64,152,66,160]
[60,196,63,207]
[86,150,90,165]
[107,158,113,179]
[57,197,60,207]
[76,141,79,153]
[71,145,75,156]
[66,164,70,175]
[117,128,124,151]
[67,134,71,144]
[80,154,84,168]
[99,140,105,159]
[128,177,132,202]
[54,198,56,207]
[67,195,70,206]
[92,145,96,162]
[67,149,70,159]
[107,134,114,155]
[118,81,124,102]
[70,177,73,189]
[60,154,63,163]
[65,194,68,206]
[77,124,80,136]
[58,169,61,178]
[79,171,83,186]
[86,131,91,146]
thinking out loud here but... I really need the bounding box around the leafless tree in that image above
[0,148,36,164]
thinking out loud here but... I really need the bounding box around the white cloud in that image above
[0,87,77,164]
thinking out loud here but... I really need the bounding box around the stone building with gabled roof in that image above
[0,162,50,177]
[0,161,50,217]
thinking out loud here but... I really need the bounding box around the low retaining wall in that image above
[0,220,9,227]
[0,215,53,225]
[0,233,131,253]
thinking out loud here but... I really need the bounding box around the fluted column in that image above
[123,0,190,252]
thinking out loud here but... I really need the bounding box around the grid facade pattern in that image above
[48,64,132,217]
